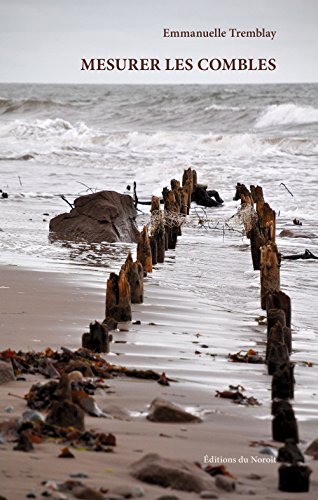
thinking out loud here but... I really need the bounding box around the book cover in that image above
[0,1,317,498]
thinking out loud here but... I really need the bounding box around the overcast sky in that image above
[0,0,317,84]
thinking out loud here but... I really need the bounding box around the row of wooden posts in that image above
[82,167,198,351]
[235,183,311,493]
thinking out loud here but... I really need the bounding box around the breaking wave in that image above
[0,117,317,158]
[255,103,318,128]
[0,96,78,114]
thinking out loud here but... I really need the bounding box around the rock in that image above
[156,496,181,500]
[147,398,201,423]
[49,190,139,243]
[26,492,37,498]
[67,371,84,383]
[279,229,316,239]
[259,447,277,457]
[46,400,85,430]
[22,410,45,422]
[64,359,94,377]
[0,360,15,384]
[305,438,318,457]
[131,487,145,498]
[131,453,216,493]
[72,486,105,500]
[13,431,34,452]
[191,185,223,207]
[109,485,144,498]
[200,491,219,498]
[104,495,125,500]
[215,475,236,492]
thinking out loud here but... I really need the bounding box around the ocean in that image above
[0,83,317,418]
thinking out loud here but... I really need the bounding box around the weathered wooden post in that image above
[163,187,179,249]
[267,321,290,375]
[272,400,299,443]
[267,307,291,353]
[150,235,158,265]
[137,226,152,275]
[182,168,196,215]
[279,464,312,493]
[150,195,160,213]
[105,270,132,322]
[260,242,281,309]
[272,362,295,400]
[267,291,291,328]
[82,321,112,353]
[121,252,144,304]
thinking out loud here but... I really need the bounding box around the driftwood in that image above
[283,249,318,260]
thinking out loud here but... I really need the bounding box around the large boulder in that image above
[147,398,202,423]
[49,191,139,243]
[131,453,217,493]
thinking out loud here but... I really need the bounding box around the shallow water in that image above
[0,83,317,419]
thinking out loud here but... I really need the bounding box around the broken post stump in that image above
[260,242,281,310]
[150,195,160,213]
[267,291,291,329]
[272,362,295,400]
[277,439,304,464]
[267,322,290,375]
[250,185,264,207]
[182,167,197,214]
[233,183,254,206]
[137,226,152,275]
[279,464,311,493]
[82,321,112,353]
[150,235,158,265]
[121,252,144,304]
[272,400,299,443]
[179,186,189,215]
[106,270,132,322]
[259,202,276,243]
[163,187,180,249]
[267,310,291,354]
[250,225,264,271]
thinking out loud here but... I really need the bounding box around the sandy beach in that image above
[1,258,318,500]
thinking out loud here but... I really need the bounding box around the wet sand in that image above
[1,264,318,499]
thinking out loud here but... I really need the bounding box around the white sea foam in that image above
[255,103,318,128]
[204,104,245,112]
